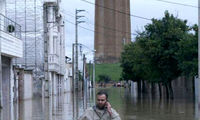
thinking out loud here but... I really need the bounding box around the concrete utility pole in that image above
[72,9,85,119]
[0,28,2,109]
[83,54,87,110]
[198,0,200,79]
[72,43,75,93]
[197,1,200,119]
[75,9,85,90]
[93,51,96,105]
[198,0,200,103]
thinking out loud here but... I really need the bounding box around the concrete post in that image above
[0,24,2,109]
[198,0,200,104]
[198,0,200,118]
[0,11,2,108]
[93,51,96,105]
[83,54,87,110]
[75,10,78,90]
[44,3,55,97]
[75,9,85,90]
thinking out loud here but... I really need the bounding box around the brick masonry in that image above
[95,0,131,63]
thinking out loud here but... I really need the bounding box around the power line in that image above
[155,0,198,8]
[80,0,151,21]
[64,19,135,40]
[63,12,137,36]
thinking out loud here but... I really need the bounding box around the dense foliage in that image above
[98,74,111,83]
[120,11,198,98]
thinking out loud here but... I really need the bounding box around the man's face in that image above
[96,94,107,109]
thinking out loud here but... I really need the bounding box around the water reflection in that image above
[0,87,198,120]
[100,87,196,120]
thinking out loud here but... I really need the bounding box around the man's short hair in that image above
[97,91,108,100]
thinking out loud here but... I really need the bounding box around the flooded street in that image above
[0,87,198,120]
[101,88,197,120]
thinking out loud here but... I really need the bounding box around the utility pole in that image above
[93,51,96,105]
[83,54,87,110]
[197,1,200,119]
[73,9,85,119]
[0,25,2,109]
[72,43,75,119]
[72,43,75,94]
[75,9,85,90]
[198,0,200,81]
[198,0,200,109]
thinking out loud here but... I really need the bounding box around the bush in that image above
[98,74,111,83]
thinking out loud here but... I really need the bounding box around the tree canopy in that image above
[120,11,197,90]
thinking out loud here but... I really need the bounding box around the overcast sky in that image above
[61,0,198,61]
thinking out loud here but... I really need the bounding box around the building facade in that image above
[6,0,45,97]
[95,0,131,63]
[43,0,66,97]
[0,0,66,119]
[0,0,23,119]
[5,0,66,97]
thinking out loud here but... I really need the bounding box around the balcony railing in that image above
[0,13,21,39]
[49,54,59,64]
[48,54,60,72]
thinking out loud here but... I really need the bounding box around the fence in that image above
[0,13,21,39]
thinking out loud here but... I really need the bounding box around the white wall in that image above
[0,0,5,15]
[23,71,33,99]
[64,63,72,92]
[1,31,23,58]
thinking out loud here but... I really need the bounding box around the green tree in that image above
[176,24,198,77]
[98,74,111,83]
[121,11,195,99]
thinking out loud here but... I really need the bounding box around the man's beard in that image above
[96,104,106,110]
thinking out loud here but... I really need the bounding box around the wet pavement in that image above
[0,87,198,120]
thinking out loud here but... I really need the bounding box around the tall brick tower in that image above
[95,0,131,63]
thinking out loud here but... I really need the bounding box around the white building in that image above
[5,0,66,97]
[43,0,66,97]
[0,0,23,119]
[64,62,73,92]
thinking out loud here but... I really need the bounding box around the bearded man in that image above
[78,91,121,120]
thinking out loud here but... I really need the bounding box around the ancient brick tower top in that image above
[95,0,131,63]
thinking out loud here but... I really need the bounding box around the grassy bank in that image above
[87,63,122,82]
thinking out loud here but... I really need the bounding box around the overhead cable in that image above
[155,0,197,8]
[63,12,137,36]
[80,0,151,21]
[64,19,135,40]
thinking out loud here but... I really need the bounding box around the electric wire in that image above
[80,0,151,21]
[155,0,197,8]
[63,12,137,36]
[65,18,134,41]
